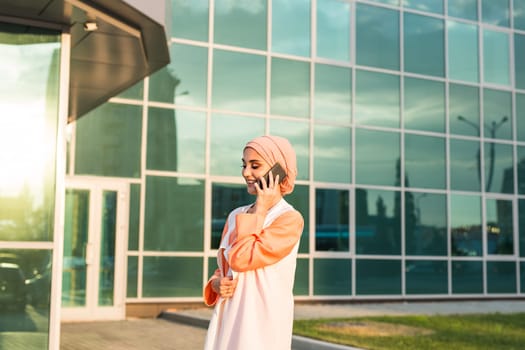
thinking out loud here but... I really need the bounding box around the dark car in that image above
[0,262,27,311]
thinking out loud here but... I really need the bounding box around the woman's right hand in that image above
[212,276,238,299]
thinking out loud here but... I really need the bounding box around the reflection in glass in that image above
[452,260,483,294]
[286,185,310,253]
[293,259,309,295]
[99,191,116,306]
[448,0,478,20]
[313,258,351,295]
[143,257,203,297]
[483,142,513,194]
[405,192,447,256]
[449,138,481,192]
[214,0,266,50]
[404,77,445,133]
[171,0,209,41]
[144,176,204,251]
[447,21,479,83]
[519,147,525,194]
[514,34,525,89]
[368,0,399,5]
[147,107,206,173]
[356,4,399,70]
[404,134,445,189]
[449,84,480,137]
[451,194,482,256]
[355,129,400,186]
[117,80,144,100]
[314,64,351,124]
[269,119,309,181]
[315,189,349,251]
[127,256,138,298]
[482,0,510,27]
[75,103,142,178]
[483,29,510,85]
[355,70,400,128]
[210,114,264,176]
[404,13,444,77]
[522,262,525,293]
[486,261,516,293]
[355,188,401,255]
[272,0,310,57]
[271,58,310,118]
[356,259,401,295]
[483,89,512,140]
[210,183,251,249]
[517,94,525,141]
[486,198,513,255]
[317,0,350,61]
[515,0,525,30]
[128,184,140,251]
[403,0,443,14]
[212,49,266,113]
[314,125,351,183]
[406,260,447,294]
[521,200,525,257]
[149,43,208,106]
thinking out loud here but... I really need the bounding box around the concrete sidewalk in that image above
[60,300,525,350]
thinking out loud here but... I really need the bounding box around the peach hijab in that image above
[244,135,297,195]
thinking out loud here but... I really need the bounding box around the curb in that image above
[159,311,362,350]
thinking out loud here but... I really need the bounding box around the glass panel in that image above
[449,83,480,137]
[356,259,401,295]
[99,191,117,306]
[356,4,399,70]
[483,89,512,141]
[355,70,400,128]
[126,256,138,298]
[521,262,525,293]
[272,0,310,57]
[149,43,208,107]
[404,77,445,133]
[517,94,525,142]
[0,249,51,347]
[143,257,203,297]
[447,21,479,83]
[144,176,204,251]
[519,147,525,195]
[128,184,140,251]
[451,194,482,256]
[212,49,266,113]
[404,13,444,77]
[75,103,142,178]
[355,129,400,186]
[62,189,89,306]
[0,24,60,242]
[147,107,206,173]
[209,114,264,176]
[293,258,309,295]
[286,185,310,253]
[514,34,525,89]
[405,192,447,256]
[483,142,513,194]
[486,261,516,293]
[368,0,399,5]
[210,183,252,249]
[449,138,482,192]
[406,260,448,294]
[452,260,483,294]
[314,63,351,124]
[482,0,510,27]
[483,30,510,85]
[315,189,349,251]
[270,58,310,118]
[317,0,350,61]
[403,0,443,14]
[404,134,446,189]
[313,258,351,295]
[214,0,266,50]
[314,125,351,183]
[116,80,144,100]
[355,188,401,255]
[520,199,525,256]
[448,0,478,20]
[269,119,309,181]
[486,198,514,255]
[171,0,209,41]
[515,0,525,30]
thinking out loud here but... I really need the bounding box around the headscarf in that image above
[244,135,297,195]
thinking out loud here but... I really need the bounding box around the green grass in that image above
[293,313,525,350]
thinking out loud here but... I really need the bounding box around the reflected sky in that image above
[483,29,510,85]
[447,20,479,83]
[448,0,478,20]
[317,0,350,61]
[404,77,445,133]
[272,0,310,57]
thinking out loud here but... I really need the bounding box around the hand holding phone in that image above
[257,162,287,188]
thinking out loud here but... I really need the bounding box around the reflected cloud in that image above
[215,0,265,14]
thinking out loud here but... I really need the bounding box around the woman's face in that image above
[242,147,271,195]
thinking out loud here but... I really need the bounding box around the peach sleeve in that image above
[228,210,304,272]
[203,268,221,306]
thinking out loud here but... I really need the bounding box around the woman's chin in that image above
[246,184,257,195]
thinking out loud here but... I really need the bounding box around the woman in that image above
[203,135,304,350]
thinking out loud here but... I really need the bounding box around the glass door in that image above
[61,179,128,321]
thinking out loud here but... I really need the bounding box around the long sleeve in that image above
[228,210,303,272]
[203,268,221,306]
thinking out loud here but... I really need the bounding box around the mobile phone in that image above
[258,162,287,188]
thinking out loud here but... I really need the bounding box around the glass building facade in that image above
[68,0,525,306]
